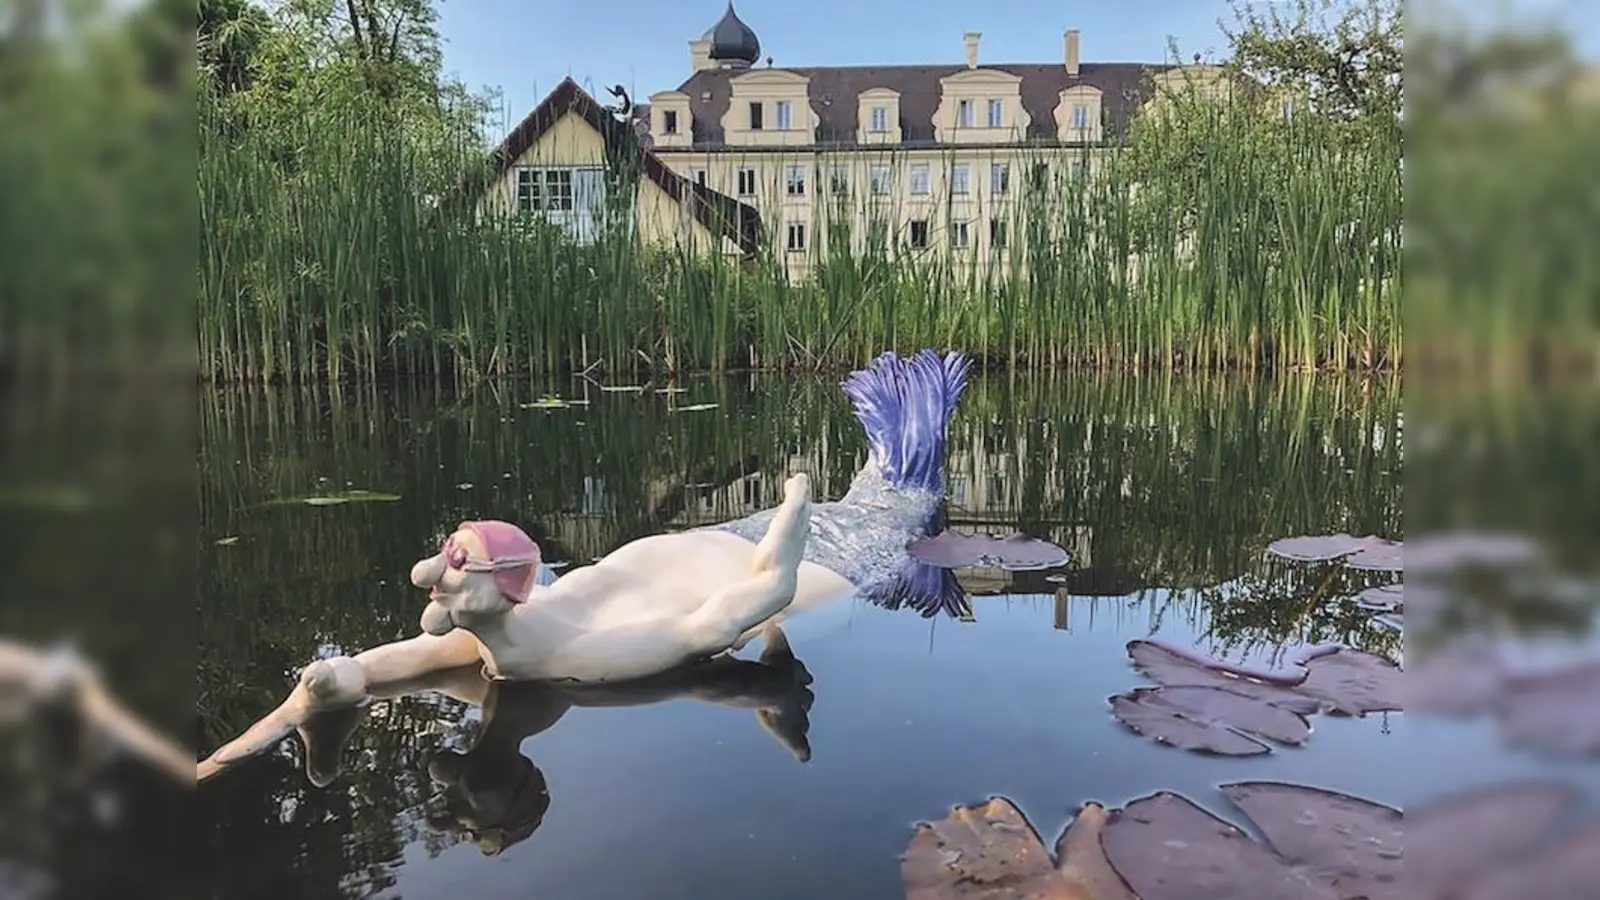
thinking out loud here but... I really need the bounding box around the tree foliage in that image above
[1219,0,1402,123]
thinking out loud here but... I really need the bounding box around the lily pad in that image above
[1343,540,1403,572]
[1493,660,1600,756]
[1265,534,1388,564]
[1125,640,1323,714]
[902,797,1075,899]
[262,489,401,507]
[907,531,1070,572]
[1354,583,1403,612]
[1219,782,1402,900]
[1296,647,1404,715]
[1405,531,1540,575]
[1406,781,1581,896]
[1109,686,1309,755]
[1454,819,1600,900]
[1101,791,1341,899]
[1403,644,1507,716]
[1054,802,1137,900]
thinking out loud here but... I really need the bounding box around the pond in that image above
[189,371,1584,898]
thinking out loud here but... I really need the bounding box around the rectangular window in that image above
[949,163,970,195]
[869,164,892,195]
[990,218,1008,248]
[991,163,1009,196]
[909,163,930,195]
[514,167,573,212]
[957,99,974,127]
[776,100,793,130]
[785,164,806,196]
[737,167,757,196]
[950,220,969,248]
[908,219,930,249]
[829,165,849,196]
[693,169,707,186]
[987,99,1003,128]
[749,101,764,130]
[1071,103,1089,130]
[786,222,806,253]
[870,105,889,132]
[663,110,679,134]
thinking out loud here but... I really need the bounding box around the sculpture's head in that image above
[411,521,541,636]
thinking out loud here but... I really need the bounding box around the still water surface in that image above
[194,372,1429,899]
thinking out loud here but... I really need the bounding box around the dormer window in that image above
[749,101,764,130]
[987,99,1003,128]
[775,100,793,130]
[957,99,974,128]
[1071,103,1089,130]
[663,110,679,134]
[870,106,888,132]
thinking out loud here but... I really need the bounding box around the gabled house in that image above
[476,77,763,260]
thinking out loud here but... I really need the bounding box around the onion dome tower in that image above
[703,3,760,68]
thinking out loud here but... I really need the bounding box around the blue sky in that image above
[434,0,1600,127]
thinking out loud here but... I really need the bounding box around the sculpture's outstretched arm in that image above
[680,473,811,652]
[197,630,484,783]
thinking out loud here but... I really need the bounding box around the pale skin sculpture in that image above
[199,350,973,782]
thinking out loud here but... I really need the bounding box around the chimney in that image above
[1064,29,1080,77]
[963,31,981,69]
[690,37,713,73]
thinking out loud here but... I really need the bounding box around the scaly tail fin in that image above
[839,349,971,493]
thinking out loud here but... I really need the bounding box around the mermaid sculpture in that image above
[198,349,974,780]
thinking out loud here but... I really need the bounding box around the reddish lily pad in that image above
[1455,819,1600,900]
[1265,534,1389,564]
[1054,803,1137,900]
[1220,782,1403,900]
[1296,647,1404,715]
[901,797,1076,899]
[1355,583,1403,612]
[1493,660,1600,756]
[1125,640,1323,714]
[1405,531,1540,575]
[1406,781,1581,896]
[1343,540,1403,572]
[1100,791,1341,899]
[1403,644,1508,716]
[908,531,1070,572]
[1109,685,1311,755]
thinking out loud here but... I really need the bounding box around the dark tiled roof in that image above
[479,78,762,257]
[671,62,1176,149]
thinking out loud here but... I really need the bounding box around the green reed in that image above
[198,74,1401,383]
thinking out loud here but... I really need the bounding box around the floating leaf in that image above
[1454,820,1600,900]
[902,797,1075,899]
[907,531,1069,571]
[1354,583,1403,612]
[1054,802,1137,900]
[1493,660,1600,756]
[1405,531,1540,575]
[1404,644,1507,716]
[1407,781,1581,896]
[1220,782,1402,900]
[1296,647,1404,715]
[1109,689,1279,755]
[1265,533,1385,563]
[670,403,720,413]
[1125,640,1323,714]
[1101,792,1341,899]
[1343,539,1403,572]
[262,489,401,507]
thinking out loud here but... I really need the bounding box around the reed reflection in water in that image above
[196,372,1403,900]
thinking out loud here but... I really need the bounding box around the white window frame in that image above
[869,163,892,195]
[949,163,970,196]
[956,99,974,128]
[776,99,793,130]
[736,167,757,196]
[785,164,806,197]
[514,167,575,213]
[1071,103,1089,130]
[786,221,807,253]
[950,220,969,249]
[990,162,1009,196]
[870,105,889,132]
[986,99,1003,128]
[909,163,930,195]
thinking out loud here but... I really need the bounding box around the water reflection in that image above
[197,373,1403,899]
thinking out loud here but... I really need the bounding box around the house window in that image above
[870,105,889,132]
[991,163,1009,195]
[950,220,969,248]
[786,222,807,253]
[829,165,849,196]
[737,167,757,196]
[957,99,974,128]
[869,164,891,195]
[663,110,679,134]
[987,99,1003,128]
[785,164,806,196]
[990,218,1007,248]
[949,163,970,195]
[693,169,708,186]
[514,167,574,212]
[908,219,930,249]
[909,163,930,195]
[1071,103,1089,130]
[776,100,793,130]
[749,101,764,130]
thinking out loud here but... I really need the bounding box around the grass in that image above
[197,77,1402,384]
